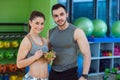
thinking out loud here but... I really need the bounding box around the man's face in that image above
[52,7,68,26]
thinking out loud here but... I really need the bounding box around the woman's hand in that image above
[34,49,43,60]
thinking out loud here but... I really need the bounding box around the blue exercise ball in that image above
[48,64,51,72]
[74,17,94,37]
[77,55,83,77]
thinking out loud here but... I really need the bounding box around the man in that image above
[48,4,91,80]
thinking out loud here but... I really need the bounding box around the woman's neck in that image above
[29,31,39,38]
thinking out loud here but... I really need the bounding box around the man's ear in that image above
[66,12,69,17]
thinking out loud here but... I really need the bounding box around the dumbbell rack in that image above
[0,23,27,79]
[0,32,26,64]
[0,23,27,64]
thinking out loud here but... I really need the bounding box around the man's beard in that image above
[56,19,67,27]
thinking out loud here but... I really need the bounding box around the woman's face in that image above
[29,17,45,34]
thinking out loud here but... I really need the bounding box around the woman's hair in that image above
[28,11,45,32]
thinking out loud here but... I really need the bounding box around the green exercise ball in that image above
[92,19,107,37]
[74,17,94,36]
[112,21,120,37]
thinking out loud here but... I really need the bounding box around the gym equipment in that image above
[92,19,107,37]
[0,75,3,80]
[0,41,4,48]
[112,21,120,37]
[4,51,14,59]
[4,74,9,80]
[14,51,18,57]
[77,55,83,77]
[116,74,120,80]
[17,76,23,80]
[114,46,120,56]
[8,64,17,72]
[3,41,10,48]
[48,64,51,72]
[74,17,94,36]
[11,41,19,48]
[103,68,120,80]
[0,52,4,60]
[0,64,6,73]
[10,75,17,80]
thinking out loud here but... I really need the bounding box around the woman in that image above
[17,11,49,80]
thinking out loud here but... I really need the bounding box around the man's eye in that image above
[60,13,64,16]
[54,15,58,18]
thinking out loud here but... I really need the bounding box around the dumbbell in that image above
[8,64,17,72]
[4,51,14,59]
[0,64,6,73]
[0,52,4,60]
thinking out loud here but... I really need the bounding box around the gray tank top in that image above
[49,24,79,72]
[26,35,48,58]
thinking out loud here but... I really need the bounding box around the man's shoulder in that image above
[50,27,57,31]
[49,27,57,35]
[68,24,78,31]
[49,27,57,32]
[69,23,77,29]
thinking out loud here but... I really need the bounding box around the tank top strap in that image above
[40,36,44,44]
[26,34,33,45]
[27,34,45,46]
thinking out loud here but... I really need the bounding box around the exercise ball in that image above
[112,21,120,37]
[25,66,29,73]
[77,55,83,77]
[92,19,107,37]
[74,17,94,36]
[48,64,51,72]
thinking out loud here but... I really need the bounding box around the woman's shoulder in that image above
[20,35,32,47]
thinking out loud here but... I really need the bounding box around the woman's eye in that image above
[41,22,44,25]
[35,22,39,25]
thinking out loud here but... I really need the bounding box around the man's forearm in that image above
[82,54,91,74]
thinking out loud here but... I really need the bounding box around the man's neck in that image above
[58,22,69,30]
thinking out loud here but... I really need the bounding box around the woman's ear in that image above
[29,20,32,26]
